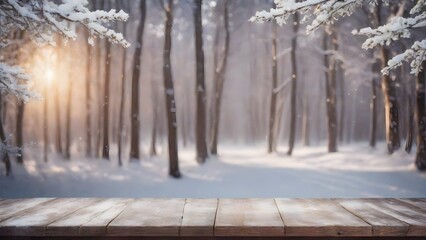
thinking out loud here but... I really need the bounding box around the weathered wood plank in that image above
[398,199,426,210]
[0,198,98,236]
[46,199,133,236]
[80,199,134,236]
[275,198,371,236]
[337,199,409,236]
[364,198,426,236]
[180,198,217,236]
[0,198,55,222]
[214,198,284,236]
[107,198,185,236]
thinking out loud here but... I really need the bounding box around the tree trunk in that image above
[0,94,11,175]
[370,62,378,148]
[102,38,111,160]
[273,96,285,152]
[64,42,73,160]
[415,61,426,170]
[53,76,62,155]
[95,36,103,158]
[129,0,146,161]
[380,46,400,153]
[117,0,129,166]
[287,12,299,156]
[163,0,181,178]
[209,0,230,156]
[149,41,158,157]
[43,85,49,162]
[323,30,338,153]
[405,96,414,153]
[149,98,158,157]
[267,21,278,154]
[85,33,93,157]
[373,3,400,154]
[193,0,208,163]
[302,100,310,146]
[16,102,24,163]
[337,49,345,143]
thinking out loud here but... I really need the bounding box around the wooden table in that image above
[0,198,425,239]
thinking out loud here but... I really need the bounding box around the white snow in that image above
[1,142,425,198]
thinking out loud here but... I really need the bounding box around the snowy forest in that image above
[0,0,426,198]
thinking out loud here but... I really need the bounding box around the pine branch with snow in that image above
[0,0,130,104]
[0,63,39,102]
[0,0,130,47]
[250,0,426,75]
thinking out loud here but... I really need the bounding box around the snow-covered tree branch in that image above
[0,0,130,156]
[0,0,130,103]
[250,0,426,75]
[1,0,130,47]
[0,63,37,103]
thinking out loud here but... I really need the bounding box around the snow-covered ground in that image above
[1,143,426,198]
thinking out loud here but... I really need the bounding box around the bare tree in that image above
[64,40,72,159]
[405,96,414,153]
[267,20,278,154]
[210,0,230,155]
[149,88,158,157]
[16,102,24,163]
[43,84,49,162]
[375,3,400,154]
[193,0,208,163]
[415,61,426,170]
[370,60,379,148]
[85,30,93,157]
[117,0,130,166]
[102,33,111,160]
[53,68,63,155]
[161,0,181,178]
[287,12,299,156]
[0,94,11,175]
[323,29,338,153]
[130,0,146,161]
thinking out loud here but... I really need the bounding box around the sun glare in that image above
[45,68,55,85]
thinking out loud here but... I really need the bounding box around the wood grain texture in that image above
[180,198,218,236]
[337,199,409,236]
[0,198,98,236]
[0,198,55,222]
[363,198,426,236]
[398,198,426,210]
[0,198,425,238]
[107,198,185,236]
[275,198,371,236]
[214,198,284,236]
[46,199,133,236]
[80,198,134,236]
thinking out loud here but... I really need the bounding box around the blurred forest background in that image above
[0,0,425,191]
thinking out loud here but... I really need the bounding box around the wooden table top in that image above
[0,198,425,237]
